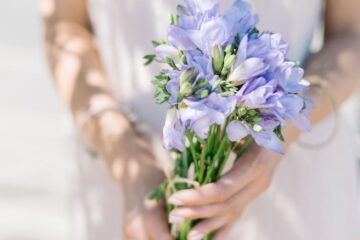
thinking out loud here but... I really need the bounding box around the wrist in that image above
[83,109,135,157]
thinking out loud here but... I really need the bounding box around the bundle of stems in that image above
[167,124,253,240]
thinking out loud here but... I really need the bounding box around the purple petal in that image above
[168,26,197,50]
[163,109,185,151]
[155,45,179,61]
[226,120,249,141]
[228,58,267,85]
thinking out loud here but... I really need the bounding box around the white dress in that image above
[71,1,360,239]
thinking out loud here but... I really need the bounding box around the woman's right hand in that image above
[84,110,172,240]
[123,182,172,240]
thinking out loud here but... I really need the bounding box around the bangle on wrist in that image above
[78,104,138,131]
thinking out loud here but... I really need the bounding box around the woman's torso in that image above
[75,1,360,240]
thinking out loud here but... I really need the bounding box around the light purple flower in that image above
[228,57,268,86]
[163,108,185,151]
[226,120,248,141]
[237,77,282,109]
[151,0,313,154]
[275,62,309,93]
[168,0,257,55]
[250,121,284,154]
[168,26,198,50]
[223,0,258,39]
[184,0,220,17]
[187,17,232,53]
[180,93,236,138]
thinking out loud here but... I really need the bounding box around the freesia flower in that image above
[163,108,185,151]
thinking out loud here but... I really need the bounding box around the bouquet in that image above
[144,0,313,239]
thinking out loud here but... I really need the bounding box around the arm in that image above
[167,2,360,239]
[40,0,127,158]
[286,0,360,141]
[40,1,172,239]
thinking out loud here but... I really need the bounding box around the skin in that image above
[40,0,360,239]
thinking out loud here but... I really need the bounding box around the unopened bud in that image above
[198,90,209,98]
[179,81,193,98]
[224,54,236,70]
[211,44,224,74]
[195,79,208,89]
[180,68,198,85]
[180,55,187,64]
[211,80,222,91]
[225,44,234,54]
[221,68,228,77]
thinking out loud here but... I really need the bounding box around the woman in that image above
[41,0,360,239]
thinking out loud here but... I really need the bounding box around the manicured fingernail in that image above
[169,214,185,223]
[168,196,183,206]
[188,231,203,240]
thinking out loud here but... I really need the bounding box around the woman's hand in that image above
[85,111,173,240]
[123,173,172,240]
[167,144,282,240]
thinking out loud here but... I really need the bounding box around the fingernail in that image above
[169,214,185,223]
[188,231,203,240]
[168,196,183,206]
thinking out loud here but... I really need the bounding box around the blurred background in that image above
[0,0,71,239]
[0,1,359,240]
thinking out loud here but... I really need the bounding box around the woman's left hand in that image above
[167,144,283,240]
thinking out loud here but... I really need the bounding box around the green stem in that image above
[206,125,217,155]
[179,221,192,240]
[199,143,207,183]
[186,131,198,172]
[236,136,254,159]
[203,135,229,184]
[203,157,215,185]
[215,144,232,181]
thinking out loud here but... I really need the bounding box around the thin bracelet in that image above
[296,79,339,149]
[78,104,138,131]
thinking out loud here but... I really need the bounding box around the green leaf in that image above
[176,4,190,15]
[151,40,166,47]
[144,54,156,66]
[274,125,285,142]
[252,115,263,123]
[165,56,179,70]
[249,27,260,36]
[169,14,175,25]
[235,34,241,45]
[148,181,168,201]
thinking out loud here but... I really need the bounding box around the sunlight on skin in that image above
[111,159,125,182]
[54,53,80,104]
[128,158,141,182]
[87,70,107,88]
[41,0,360,239]
[39,0,55,19]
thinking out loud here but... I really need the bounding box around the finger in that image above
[124,217,150,240]
[187,215,230,240]
[212,221,237,240]
[168,150,266,207]
[169,202,226,223]
[169,178,262,222]
[147,207,173,240]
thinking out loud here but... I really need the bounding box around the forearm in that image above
[41,3,136,172]
[305,28,360,123]
[283,28,360,145]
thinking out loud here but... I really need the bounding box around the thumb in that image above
[146,205,173,240]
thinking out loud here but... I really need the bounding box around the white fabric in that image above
[71,1,360,239]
